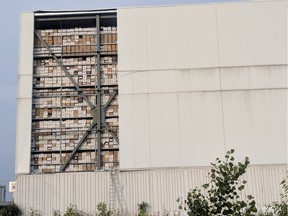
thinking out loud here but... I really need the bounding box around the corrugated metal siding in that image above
[15,165,286,215]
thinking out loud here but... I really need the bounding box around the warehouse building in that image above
[15,0,287,215]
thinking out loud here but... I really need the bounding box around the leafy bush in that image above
[53,210,61,216]
[179,149,257,216]
[63,204,84,216]
[257,210,273,216]
[270,178,288,216]
[137,201,150,216]
[28,207,40,216]
[97,202,112,216]
[0,203,22,216]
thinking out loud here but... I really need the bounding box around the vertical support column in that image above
[16,12,34,174]
[96,15,102,170]
[59,20,63,168]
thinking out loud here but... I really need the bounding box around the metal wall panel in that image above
[220,66,288,90]
[18,75,33,99]
[217,0,287,67]
[117,9,133,71]
[118,95,135,169]
[118,1,287,170]
[119,67,287,169]
[130,8,148,71]
[144,5,219,70]
[15,165,287,215]
[16,98,32,174]
[18,12,34,76]
[133,95,150,168]
[16,12,34,174]
[119,65,287,168]
[223,89,287,164]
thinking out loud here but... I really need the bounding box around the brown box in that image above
[100,34,105,43]
[35,109,40,116]
[40,109,45,116]
[73,110,78,116]
[112,34,117,43]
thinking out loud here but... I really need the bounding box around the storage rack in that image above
[31,11,119,173]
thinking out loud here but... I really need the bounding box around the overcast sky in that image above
[0,0,241,201]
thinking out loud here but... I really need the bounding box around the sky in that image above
[0,0,241,201]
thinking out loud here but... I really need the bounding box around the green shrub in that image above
[96,202,112,216]
[0,203,22,216]
[53,210,61,216]
[179,149,257,216]
[27,207,40,216]
[270,178,288,216]
[257,210,273,216]
[137,201,149,216]
[63,204,84,216]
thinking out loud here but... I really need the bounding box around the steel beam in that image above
[59,121,97,171]
[35,15,116,22]
[101,90,119,144]
[103,90,118,110]
[96,15,102,170]
[102,121,119,144]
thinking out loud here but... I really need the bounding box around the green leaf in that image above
[247,195,253,200]
[226,201,233,208]
[240,201,247,208]
[249,200,256,206]
[202,183,209,189]
[238,185,245,190]
[251,206,257,212]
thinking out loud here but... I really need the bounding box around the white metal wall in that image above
[14,1,288,214]
[16,12,34,174]
[117,0,287,169]
[15,1,287,172]
[14,165,287,215]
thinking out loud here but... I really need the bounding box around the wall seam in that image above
[215,4,227,153]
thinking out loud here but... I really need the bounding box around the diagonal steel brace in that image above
[103,90,118,110]
[101,90,119,144]
[34,29,96,110]
[60,121,97,171]
[102,120,119,144]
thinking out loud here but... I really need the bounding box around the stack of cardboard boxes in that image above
[31,26,119,173]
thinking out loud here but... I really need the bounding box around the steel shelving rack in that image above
[30,10,119,173]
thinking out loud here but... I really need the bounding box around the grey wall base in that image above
[15,164,286,215]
